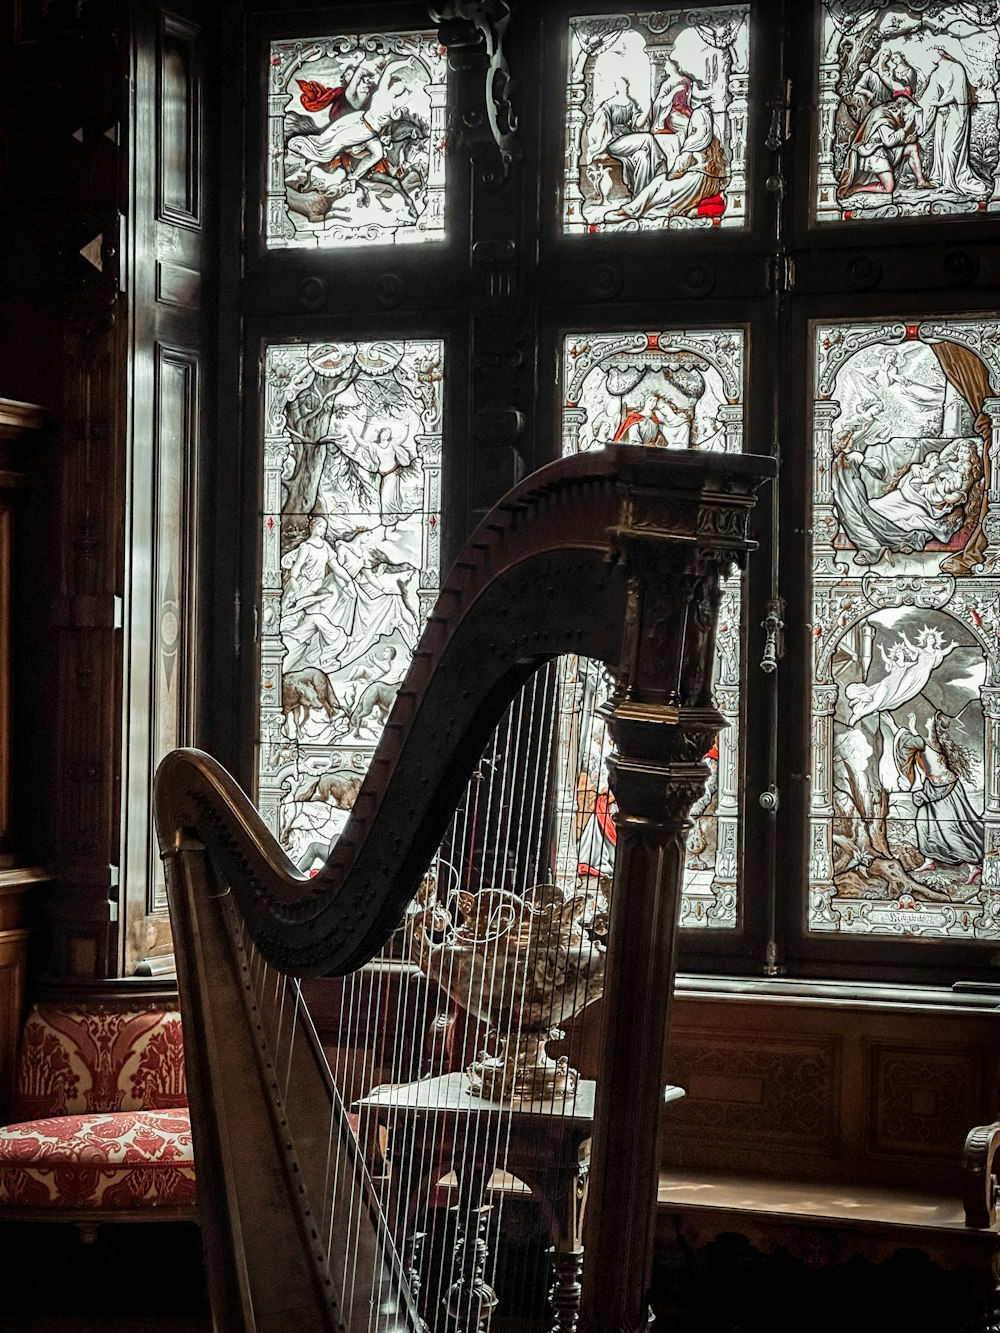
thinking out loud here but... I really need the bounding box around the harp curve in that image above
[155,444,775,1333]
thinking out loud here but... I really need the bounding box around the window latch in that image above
[760,596,785,673]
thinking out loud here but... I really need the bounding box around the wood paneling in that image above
[867,1041,984,1162]
[663,986,1000,1196]
[157,14,201,228]
[121,3,205,975]
[667,1031,841,1156]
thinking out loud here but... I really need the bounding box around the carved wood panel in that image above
[122,2,204,976]
[665,1031,841,1156]
[663,991,1000,1193]
[867,1041,985,1162]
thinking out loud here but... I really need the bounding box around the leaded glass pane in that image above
[259,340,443,869]
[816,2,1000,224]
[809,318,1000,939]
[563,7,749,234]
[560,330,746,928]
[266,33,447,249]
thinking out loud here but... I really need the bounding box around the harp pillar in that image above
[582,506,744,1332]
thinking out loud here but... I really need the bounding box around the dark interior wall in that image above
[0,0,210,981]
[1,3,127,979]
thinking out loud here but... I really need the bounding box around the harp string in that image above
[261,655,610,1332]
[487,663,551,1301]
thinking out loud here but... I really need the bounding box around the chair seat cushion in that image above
[0,1108,196,1209]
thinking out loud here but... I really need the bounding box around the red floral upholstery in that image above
[12,1003,187,1120]
[0,1000,196,1219]
[0,1108,195,1209]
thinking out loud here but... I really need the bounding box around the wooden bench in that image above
[650,978,1000,1325]
[0,992,196,1239]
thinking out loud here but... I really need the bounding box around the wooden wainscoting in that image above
[652,978,1000,1310]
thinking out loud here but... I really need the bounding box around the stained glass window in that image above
[258,340,444,870]
[266,32,448,249]
[809,318,1000,939]
[559,329,746,927]
[563,7,750,234]
[816,1,1000,224]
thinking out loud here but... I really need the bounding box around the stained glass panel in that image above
[563,7,749,234]
[266,33,447,249]
[258,340,443,869]
[809,318,1000,939]
[559,329,746,928]
[816,2,1000,224]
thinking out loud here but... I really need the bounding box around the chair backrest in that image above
[11,1001,187,1120]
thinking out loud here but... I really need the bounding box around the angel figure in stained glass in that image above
[891,710,983,880]
[333,421,419,531]
[845,625,957,726]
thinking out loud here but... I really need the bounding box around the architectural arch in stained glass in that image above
[558,328,746,928]
[258,339,444,871]
[809,317,1000,939]
[266,31,448,249]
[563,7,750,234]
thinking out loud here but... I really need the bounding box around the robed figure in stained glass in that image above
[605,96,728,225]
[891,710,983,880]
[918,49,990,198]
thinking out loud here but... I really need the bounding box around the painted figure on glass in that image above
[564,7,748,232]
[267,33,447,249]
[810,319,1000,939]
[817,3,999,223]
[259,339,443,871]
[560,329,745,929]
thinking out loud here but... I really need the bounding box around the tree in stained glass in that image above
[559,330,746,928]
[810,318,1000,939]
[258,340,443,871]
[563,8,749,234]
[266,33,447,249]
[816,1,1000,223]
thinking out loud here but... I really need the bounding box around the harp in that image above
[155,445,774,1333]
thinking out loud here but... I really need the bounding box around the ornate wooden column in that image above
[581,455,774,1333]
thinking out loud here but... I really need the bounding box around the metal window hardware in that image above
[760,596,786,672]
[759,786,780,813]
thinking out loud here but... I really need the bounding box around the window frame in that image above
[202,0,1000,989]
